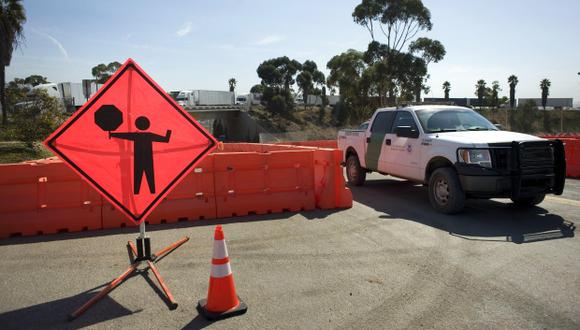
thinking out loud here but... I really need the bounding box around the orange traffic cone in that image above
[197,225,247,320]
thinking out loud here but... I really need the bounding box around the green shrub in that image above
[511,100,539,133]
[12,90,66,146]
[268,95,287,114]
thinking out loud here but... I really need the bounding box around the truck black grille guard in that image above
[509,140,565,197]
[485,140,565,197]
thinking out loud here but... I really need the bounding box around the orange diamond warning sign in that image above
[44,59,217,224]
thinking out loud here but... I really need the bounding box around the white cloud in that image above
[254,35,284,46]
[176,22,193,37]
[31,28,69,60]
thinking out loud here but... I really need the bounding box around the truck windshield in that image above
[416,109,498,133]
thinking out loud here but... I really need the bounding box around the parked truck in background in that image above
[29,81,101,112]
[176,90,234,108]
[338,105,566,214]
[235,94,250,105]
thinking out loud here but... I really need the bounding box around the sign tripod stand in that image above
[69,223,189,320]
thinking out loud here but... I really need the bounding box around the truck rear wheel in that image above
[346,154,366,186]
[511,194,545,207]
[428,167,465,214]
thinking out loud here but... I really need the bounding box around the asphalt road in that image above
[0,173,578,329]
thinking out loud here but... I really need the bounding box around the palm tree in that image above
[507,75,518,109]
[442,81,450,100]
[228,78,237,92]
[0,0,26,125]
[475,79,486,109]
[540,78,551,110]
[490,81,501,110]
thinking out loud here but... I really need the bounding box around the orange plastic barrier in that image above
[276,140,338,149]
[213,150,316,218]
[562,139,580,178]
[0,143,353,239]
[102,156,217,229]
[219,143,290,153]
[313,148,352,209]
[0,159,102,238]
[540,136,580,179]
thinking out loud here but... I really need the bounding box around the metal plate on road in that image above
[44,59,217,224]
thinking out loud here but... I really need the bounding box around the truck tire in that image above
[428,167,465,214]
[346,154,366,186]
[511,194,545,207]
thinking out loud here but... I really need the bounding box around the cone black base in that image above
[197,297,248,321]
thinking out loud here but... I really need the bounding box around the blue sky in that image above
[6,0,580,105]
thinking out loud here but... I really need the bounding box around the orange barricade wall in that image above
[313,148,352,209]
[0,142,352,239]
[563,139,580,178]
[0,159,102,238]
[213,150,316,218]
[276,140,338,149]
[540,136,580,179]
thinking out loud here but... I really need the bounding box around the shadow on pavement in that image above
[0,208,339,246]
[0,285,140,330]
[351,178,576,244]
[181,314,215,330]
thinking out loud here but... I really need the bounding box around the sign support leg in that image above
[68,230,190,321]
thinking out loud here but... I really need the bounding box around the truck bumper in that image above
[458,173,556,198]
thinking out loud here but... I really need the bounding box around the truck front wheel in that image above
[511,194,545,207]
[428,167,465,214]
[346,154,366,186]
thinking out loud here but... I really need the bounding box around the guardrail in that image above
[0,142,351,238]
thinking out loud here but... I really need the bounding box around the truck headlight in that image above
[458,149,492,168]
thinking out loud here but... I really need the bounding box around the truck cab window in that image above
[370,111,395,133]
[391,111,418,132]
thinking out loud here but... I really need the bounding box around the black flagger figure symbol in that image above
[109,116,172,194]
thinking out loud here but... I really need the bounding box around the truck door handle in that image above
[366,137,371,143]
[385,139,391,146]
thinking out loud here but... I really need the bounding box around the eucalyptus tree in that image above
[327,49,367,123]
[296,60,325,108]
[91,62,122,84]
[351,0,444,102]
[327,49,366,103]
[257,56,302,93]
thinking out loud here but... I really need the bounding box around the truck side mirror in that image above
[494,124,503,130]
[395,125,419,138]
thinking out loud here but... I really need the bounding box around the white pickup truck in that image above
[338,105,566,213]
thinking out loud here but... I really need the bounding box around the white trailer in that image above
[194,90,234,105]
[176,90,234,108]
[59,82,85,108]
[57,81,101,112]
